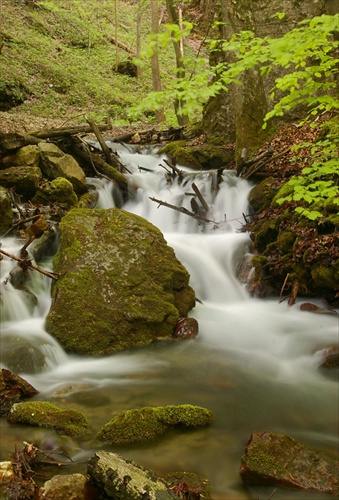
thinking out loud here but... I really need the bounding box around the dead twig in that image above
[149,196,218,224]
[0,249,59,280]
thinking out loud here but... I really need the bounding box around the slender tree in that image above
[166,0,189,125]
[150,0,165,123]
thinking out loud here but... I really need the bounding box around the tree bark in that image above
[150,0,165,123]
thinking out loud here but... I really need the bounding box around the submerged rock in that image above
[7,401,88,437]
[87,450,175,499]
[240,431,339,496]
[97,404,214,445]
[45,208,196,356]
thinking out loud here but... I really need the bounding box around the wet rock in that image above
[30,227,59,262]
[319,346,339,381]
[1,343,46,375]
[7,401,88,437]
[38,142,87,194]
[87,450,175,499]
[97,404,214,445]
[240,431,339,496]
[158,141,234,170]
[0,186,13,235]
[173,317,199,339]
[76,186,99,208]
[45,208,196,356]
[40,473,87,500]
[248,177,278,212]
[0,166,42,197]
[0,369,39,417]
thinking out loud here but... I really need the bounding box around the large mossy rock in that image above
[0,166,42,198]
[240,432,339,496]
[7,401,88,436]
[45,208,196,356]
[97,404,214,445]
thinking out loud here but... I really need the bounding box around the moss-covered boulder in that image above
[0,166,42,198]
[1,145,40,168]
[32,177,78,207]
[45,208,196,356]
[38,142,87,194]
[97,404,214,445]
[240,431,339,496]
[0,186,13,235]
[158,141,234,170]
[7,401,88,437]
[248,177,280,212]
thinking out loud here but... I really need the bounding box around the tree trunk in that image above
[150,0,165,123]
[166,0,189,126]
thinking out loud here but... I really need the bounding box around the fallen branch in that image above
[149,196,218,224]
[0,249,59,280]
[111,36,136,55]
[242,148,291,180]
[192,182,209,213]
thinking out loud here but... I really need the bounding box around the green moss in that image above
[311,265,339,290]
[276,230,296,254]
[97,404,214,445]
[248,178,278,212]
[7,401,88,436]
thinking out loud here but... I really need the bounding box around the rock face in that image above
[45,208,196,356]
[240,431,339,496]
[0,166,42,198]
[87,451,176,499]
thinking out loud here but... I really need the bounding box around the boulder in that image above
[38,142,87,194]
[1,144,40,168]
[0,166,42,198]
[0,369,39,417]
[240,431,339,496]
[40,474,87,500]
[32,177,78,207]
[45,208,196,356]
[97,404,214,445]
[87,451,176,499]
[7,401,88,436]
[0,186,13,234]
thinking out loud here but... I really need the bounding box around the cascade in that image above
[0,144,338,499]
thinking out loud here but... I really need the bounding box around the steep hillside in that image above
[0,0,204,127]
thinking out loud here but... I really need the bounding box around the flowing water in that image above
[0,144,338,499]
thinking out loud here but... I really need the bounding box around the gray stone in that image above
[38,142,87,194]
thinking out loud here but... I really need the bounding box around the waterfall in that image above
[0,144,337,499]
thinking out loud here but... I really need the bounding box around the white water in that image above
[0,145,338,499]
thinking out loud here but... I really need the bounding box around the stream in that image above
[0,143,338,499]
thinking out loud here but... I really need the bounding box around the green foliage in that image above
[208,14,339,220]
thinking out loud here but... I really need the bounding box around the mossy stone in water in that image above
[97,404,214,445]
[7,401,88,436]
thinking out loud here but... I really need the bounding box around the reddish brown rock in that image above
[240,432,339,496]
[0,369,39,417]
